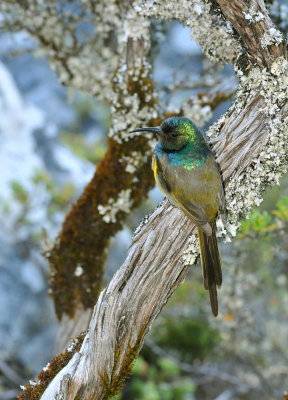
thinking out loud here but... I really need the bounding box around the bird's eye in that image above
[171,132,179,137]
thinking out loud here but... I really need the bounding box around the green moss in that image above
[100,335,144,399]
[18,331,86,400]
[10,180,29,204]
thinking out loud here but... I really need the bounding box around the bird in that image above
[129,116,226,316]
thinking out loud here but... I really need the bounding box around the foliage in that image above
[154,317,220,361]
[59,131,107,164]
[123,356,195,400]
[10,180,29,204]
[7,170,76,236]
[239,196,288,238]
[32,169,76,213]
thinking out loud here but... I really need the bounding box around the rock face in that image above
[0,51,94,376]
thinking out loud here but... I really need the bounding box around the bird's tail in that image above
[197,220,222,317]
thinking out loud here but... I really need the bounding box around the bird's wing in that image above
[170,194,212,236]
[154,154,212,235]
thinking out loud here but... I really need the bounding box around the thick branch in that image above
[216,0,287,70]
[48,133,155,319]
[41,202,193,399]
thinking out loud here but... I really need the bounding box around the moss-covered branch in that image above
[48,134,156,319]
[18,331,86,400]
[48,42,160,319]
[215,0,287,70]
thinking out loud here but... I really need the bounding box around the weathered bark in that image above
[213,94,272,181]
[216,0,287,70]
[41,201,193,399]
[54,306,93,355]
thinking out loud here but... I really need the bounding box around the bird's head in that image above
[129,116,199,151]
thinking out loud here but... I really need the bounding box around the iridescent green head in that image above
[129,116,200,151]
[158,117,200,150]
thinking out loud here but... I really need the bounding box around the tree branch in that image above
[215,0,287,70]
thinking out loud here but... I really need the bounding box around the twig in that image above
[0,360,23,386]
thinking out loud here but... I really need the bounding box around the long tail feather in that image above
[198,221,222,316]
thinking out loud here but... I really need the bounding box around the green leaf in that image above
[10,180,28,203]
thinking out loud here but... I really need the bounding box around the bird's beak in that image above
[128,127,161,135]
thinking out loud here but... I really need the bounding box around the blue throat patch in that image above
[154,141,210,170]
